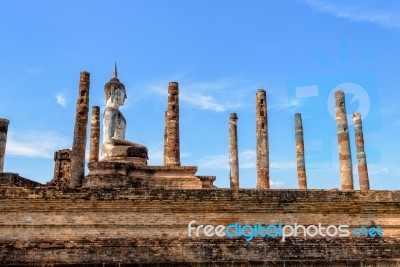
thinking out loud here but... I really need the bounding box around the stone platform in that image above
[84,161,204,189]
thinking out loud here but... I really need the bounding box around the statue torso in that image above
[103,106,126,143]
[114,109,126,139]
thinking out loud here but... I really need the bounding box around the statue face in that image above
[114,88,125,106]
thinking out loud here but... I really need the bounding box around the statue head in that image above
[105,77,127,102]
[104,63,127,107]
[111,87,126,106]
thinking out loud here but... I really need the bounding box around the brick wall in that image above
[0,187,399,266]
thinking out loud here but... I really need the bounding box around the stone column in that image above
[164,82,180,166]
[353,112,370,190]
[164,111,167,157]
[335,90,353,191]
[89,106,100,163]
[295,113,307,189]
[0,118,10,173]
[69,71,90,188]
[256,89,269,189]
[229,113,239,190]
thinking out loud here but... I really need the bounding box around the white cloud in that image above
[6,131,70,159]
[240,150,256,169]
[270,180,284,188]
[268,94,302,111]
[271,161,296,171]
[307,161,334,169]
[147,142,164,165]
[381,103,400,115]
[55,93,67,107]
[301,0,400,28]
[197,150,256,170]
[180,80,245,112]
[197,153,228,170]
[147,78,249,112]
[367,164,389,175]
[181,152,191,158]
[180,92,231,112]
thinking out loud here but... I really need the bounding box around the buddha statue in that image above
[101,64,148,165]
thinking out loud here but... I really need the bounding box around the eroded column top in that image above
[353,112,362,122]
[230,113,238,120]
[295,113,302,126]
[0,119,10,132]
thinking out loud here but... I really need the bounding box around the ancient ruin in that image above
[69,71,90,188]
[295,113,307,189]
[335,90,354,191]
[0,66,399,266]
[84,66,204,189]
[353,112,370,190]
[48,149,71,187]
[89,106,100,163]
[0,118,41,187]
[256,89,270,189]
[0,118,9,173]
[164,82,181,166]
[229,112,239,190]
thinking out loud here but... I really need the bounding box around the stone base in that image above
[84,161,203,189]
[101,156,147,166]
[197,175,217,188]
[102,143,148,164]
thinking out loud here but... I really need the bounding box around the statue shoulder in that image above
[104,106,119,115]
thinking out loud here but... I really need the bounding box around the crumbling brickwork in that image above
[85,163,203,189]
[197,175,217,188]
[0,188,399,266]
[48,149,71,188]
[0,173,41,187]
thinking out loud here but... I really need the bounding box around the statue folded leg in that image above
[102,138,148,159]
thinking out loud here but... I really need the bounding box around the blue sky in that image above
[1,0,399,189]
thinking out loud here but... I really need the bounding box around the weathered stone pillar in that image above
[69,72,90,188]
[164,111,167,157]
[89,106,100,163]
[256,89,269,189]
[229,113,239,190]
[335,90,353,191]
[0,118,10,173]
[164,82,180,166]
[353,112,370,190]
[295,113,307,189]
